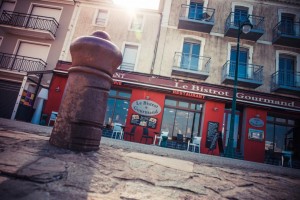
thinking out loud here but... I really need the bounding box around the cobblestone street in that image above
[0,118,300,200]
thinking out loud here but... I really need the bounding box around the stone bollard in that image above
[49,31,122,151]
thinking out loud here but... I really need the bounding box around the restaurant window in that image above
[265,116,296,153]
[104,89,131,126]
[161,98,203,140]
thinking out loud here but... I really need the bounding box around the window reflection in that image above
[266,115,296,153]
[161,98,203,140]
[104,89,131,126]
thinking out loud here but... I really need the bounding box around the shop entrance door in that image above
[223,109,242,152]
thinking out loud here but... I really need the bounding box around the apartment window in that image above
[280,13,295,35]
[95,9,108,26]
[120,44,138,71]
[104,89,131,126]
[30,5,61,22]
[161,98,203,140]
[0,37,2,46]
[278,54,296,87]
[181,40,201,71]
[229,47,248,78]
[0,1,15,15]
[130,14,143,31]
[188,1,203,20]
[234,6,248,26]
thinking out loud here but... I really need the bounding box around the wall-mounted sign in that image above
[249,117,264,128]
[248,129,264,141]
[130,114,157,129]
[131,99,161,116]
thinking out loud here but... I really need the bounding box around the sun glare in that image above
[113,0,160,10]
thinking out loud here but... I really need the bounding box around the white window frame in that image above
[278,9,300,36]
[275,50,300,87]
[231,2,253,24]
[93,8,109,27]
[179,35,206,70]
[120,42,141,71]
[227,42,253,78]
[28,3,63,23]
[0,0,16,13]
[128,14,145,32]
[184,0,208,18]
[13,39,51,62]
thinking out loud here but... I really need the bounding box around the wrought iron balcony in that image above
[272,21,300,48]
[178,4,215,33]
[172,52,210,80]
[224,12,264,41]
[0,53,47,72]
[222,60,263,88]
[0,11,58,40]
[271,71,300,95]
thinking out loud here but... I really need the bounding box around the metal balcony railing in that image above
[222,60,263,82]
[179,4,215,23]
[225,12,264,33]
[271,71,300,90]
[0,53,47,72]
[0,10,59,37]
[173,52,210,74]
[273,21,300,39]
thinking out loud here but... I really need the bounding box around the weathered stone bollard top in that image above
[70,31,123,77]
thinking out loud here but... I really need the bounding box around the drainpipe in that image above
[150,12,162,75]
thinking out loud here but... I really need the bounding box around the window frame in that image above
[179,35,206,71]
[120,42,140,71]
[0,36,3,47]
[93,8,109,27]
[28,3,63,23]
[128,13,145,32]
[162,97,203,140]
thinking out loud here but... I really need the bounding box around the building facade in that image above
[0,0,75,121]
[17,0,300,165]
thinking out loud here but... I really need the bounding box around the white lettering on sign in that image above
[131,100,161,116]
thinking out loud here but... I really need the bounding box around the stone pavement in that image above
[0,118,300,200]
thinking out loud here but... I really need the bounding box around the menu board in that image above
[205,121,219,148]
[130,114,157,129]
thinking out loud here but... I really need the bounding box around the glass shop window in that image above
[104,89,131,126]
[161,98,203,140]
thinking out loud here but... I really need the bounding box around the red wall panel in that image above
[243,107,267,163]
[200,101,225,155]
[123,88,165,144]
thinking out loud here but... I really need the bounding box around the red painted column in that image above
[200,101,225,155]
[123,88,165,144]
[243,107,267,163]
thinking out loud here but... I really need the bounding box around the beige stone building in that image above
[0,0,75,120]
[5,0,300,165]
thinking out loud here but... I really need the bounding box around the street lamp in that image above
[224,19,253,158]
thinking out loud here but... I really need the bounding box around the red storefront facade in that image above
[43,61,300,163]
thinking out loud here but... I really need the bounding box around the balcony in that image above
[272,21,300,48]
[221,60,263,88]
[172,52,210,80]
[271,71,300,95]
[178,4,215,33]
[0,11,58,40]
[0,53,47,72]
[224,12,264,41]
